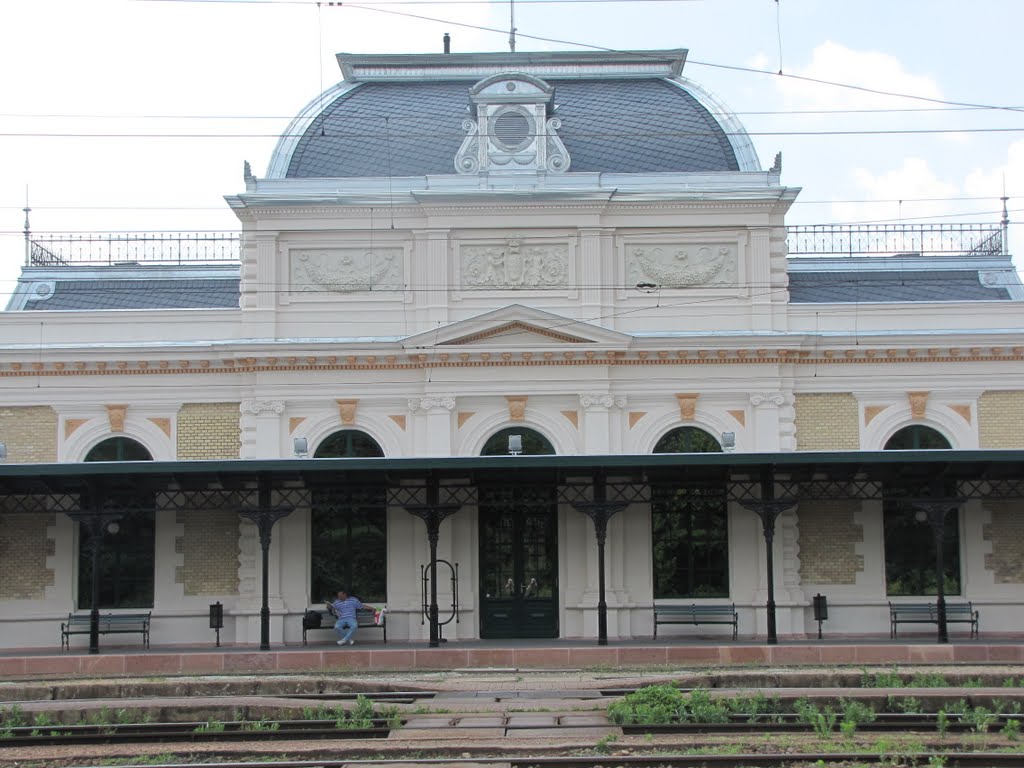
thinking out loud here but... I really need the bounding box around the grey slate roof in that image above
[11,268,1014,312]
[285,78,740,178]
[787,270,1014,303]
[19,279,240,311]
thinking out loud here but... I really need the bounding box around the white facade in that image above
[0,50,1022,649]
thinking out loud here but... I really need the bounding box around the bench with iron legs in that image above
[61,612,151,650]
[654,603,738,640]
[888,601,979,639]
[302,608,386,645]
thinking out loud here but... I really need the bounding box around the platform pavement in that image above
[0,636,1021,680]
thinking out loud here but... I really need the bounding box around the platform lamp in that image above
[293,437,309,458]
[508,434,522,456]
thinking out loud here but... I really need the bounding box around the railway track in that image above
[3,711,1021,746]
[27,753,1024,768]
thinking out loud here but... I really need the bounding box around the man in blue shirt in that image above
[328,589,373,645]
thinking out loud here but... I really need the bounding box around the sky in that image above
[1,0,1022,304]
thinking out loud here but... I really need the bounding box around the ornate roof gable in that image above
[455,73,570,176]
[402,304,631,349]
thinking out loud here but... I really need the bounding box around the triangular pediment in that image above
[402,305,632,349]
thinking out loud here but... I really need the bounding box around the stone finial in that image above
[243,160,256,188]
[907,391,929,420]
[770,151,782,174]
[675,393,698,421]
[506,395,528,422]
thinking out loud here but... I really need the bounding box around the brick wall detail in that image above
[978,392,1024,449]
[0,513,55,599]
[176,403,241,460]
[983,501,1024,583]
[794,394,860,451]
[0,406,57,463]
[175,511,241,595]
[797,501,864,584]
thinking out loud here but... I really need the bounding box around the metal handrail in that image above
[27,232,240,267]
[786,223,1003,258]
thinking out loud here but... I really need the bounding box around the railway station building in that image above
[1,49,1022,651]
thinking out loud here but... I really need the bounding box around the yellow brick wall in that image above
[175,511,240,595]
[978,392,1024,449]
[797,501,864,584]
[0,513,55,599]
[176,403,241,460]
[983,501,1024,584]
[0,406,58,463]
[794,394,860,451]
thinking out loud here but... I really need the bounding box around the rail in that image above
[786,223,1004,257]
[27,232,240,266]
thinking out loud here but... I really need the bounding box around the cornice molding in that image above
[1,346,1022,377]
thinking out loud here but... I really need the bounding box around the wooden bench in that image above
[301,608,386,645]
[888,601,978,639]
[654,603,738,640]
[61,612,151,650]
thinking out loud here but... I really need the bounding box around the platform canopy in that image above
[1,449,1023,514]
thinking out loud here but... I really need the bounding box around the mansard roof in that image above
[267,50,758,179]
[9,253,1017,312]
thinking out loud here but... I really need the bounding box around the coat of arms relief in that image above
[290,248,402,293]
[461,239,568,288]
[627,245,737,288]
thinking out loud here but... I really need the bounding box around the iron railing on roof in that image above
[27,233,241,267]
[786,223,1004,258]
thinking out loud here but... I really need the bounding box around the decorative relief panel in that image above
[290,248,402,293]
[461,239,568,288]
[627,245,736,288]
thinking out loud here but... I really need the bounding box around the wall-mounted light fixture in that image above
[508,434,522,456]
[293,437,309,458]
[0,442,6,461]
[721,432,736,453]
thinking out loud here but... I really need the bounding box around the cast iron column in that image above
[571,476,628,646]
[66,482,121,655]
[404,476,461,648]
[238,474,293,651]
[738,468,796,645]
[909,498,961,644]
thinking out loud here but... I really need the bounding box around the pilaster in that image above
[239,399,285,459]
[408,395,456,456]
[578,393,626,455]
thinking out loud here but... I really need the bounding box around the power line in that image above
[132,0,1024,114]
[0,195,1013,211]
[3,127,1023,139]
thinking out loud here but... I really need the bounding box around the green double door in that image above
[478,486,559,639]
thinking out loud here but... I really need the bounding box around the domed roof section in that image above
[267,50,759,179]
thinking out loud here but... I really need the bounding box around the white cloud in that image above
[779,40,944,112]
[833,157,959,225]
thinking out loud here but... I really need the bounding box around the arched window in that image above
[882,425,960,596]
[309,430,387,604]
[78,437,155,609]
[651,427,728,599]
